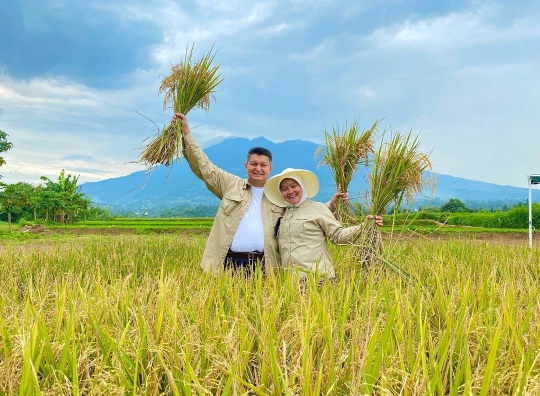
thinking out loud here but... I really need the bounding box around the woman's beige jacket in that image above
[277,199,362,278]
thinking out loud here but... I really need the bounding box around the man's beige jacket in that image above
[182,133,284,273]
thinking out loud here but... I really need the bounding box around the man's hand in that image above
[171,112,191,135]
[365,215,383,227]
[328,191,349,212]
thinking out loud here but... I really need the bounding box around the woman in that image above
[264,168,383,279]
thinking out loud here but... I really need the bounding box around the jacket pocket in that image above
[221,194,243,216]
[272,205,285,215]
[290,216,308,232]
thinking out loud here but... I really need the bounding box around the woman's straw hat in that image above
[264,168,319,207]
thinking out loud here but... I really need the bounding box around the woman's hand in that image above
[328,191,349,212]
[365,215,383,227]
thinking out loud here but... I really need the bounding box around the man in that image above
[173,112,346,274]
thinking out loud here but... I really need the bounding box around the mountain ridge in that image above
[81,136,540,212]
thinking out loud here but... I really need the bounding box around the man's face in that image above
[245,154,272,187]
[279,178,303,206]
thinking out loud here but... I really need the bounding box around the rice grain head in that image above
[356,130,435,268]
[315,119,379,224]
[138,44,224,170]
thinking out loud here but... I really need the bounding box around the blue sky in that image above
[0,0,539,188]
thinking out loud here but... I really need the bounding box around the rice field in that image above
[1,232,539,395]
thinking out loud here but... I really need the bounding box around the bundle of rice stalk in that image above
[138,44,224,169]
[356,131,435,270]
[315,119,378,224]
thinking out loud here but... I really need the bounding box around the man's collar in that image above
[244,179,268,189]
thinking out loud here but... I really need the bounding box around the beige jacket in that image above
[277,199,362,278]
[182,133,284,273]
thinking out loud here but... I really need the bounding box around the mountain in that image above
[81,136,540,212]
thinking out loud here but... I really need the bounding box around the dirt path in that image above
[393,231,539,245]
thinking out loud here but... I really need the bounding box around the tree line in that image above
[0,170,112,231]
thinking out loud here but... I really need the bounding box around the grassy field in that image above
[0,222,539,394]
[3,216,536,238]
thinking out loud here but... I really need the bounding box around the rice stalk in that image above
[356,131,435,268]
[315,119,378,224]
[138,44,224,169]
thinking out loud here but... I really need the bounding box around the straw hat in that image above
[264,168,319,207]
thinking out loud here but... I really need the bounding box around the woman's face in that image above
[279,178,303,206]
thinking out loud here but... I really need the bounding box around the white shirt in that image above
[230,186,264,252]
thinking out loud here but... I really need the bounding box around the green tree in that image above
[0,130,13,178]
[0,182,33,232]
[440,198,470,213]
[502,203,540,229]
[40,186,61,222]
[82,205,114,221]
[28,185,44,221]
[40,169,90,223]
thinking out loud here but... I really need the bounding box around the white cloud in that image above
[0,73,157,184]
[90,1,163,24]
[291,39,336,62]
[151,1,278,67]
[258,22,291,35]
[368,7,540,52]
[187,123,234,148]
[403,57,540,187]
[355,87,378,105]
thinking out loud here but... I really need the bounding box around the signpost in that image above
[528,174,540,248]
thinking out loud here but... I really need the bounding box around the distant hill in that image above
[81,136,540,212]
